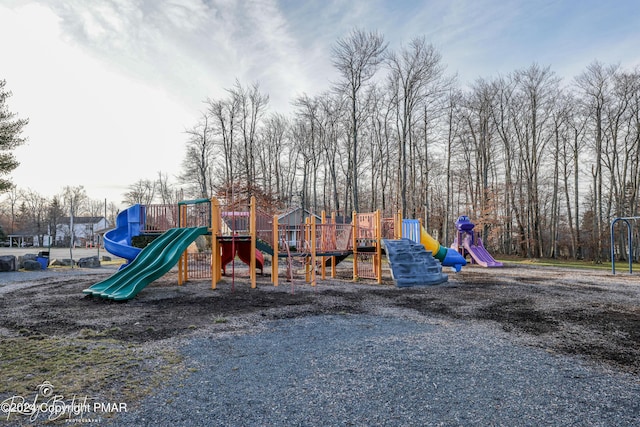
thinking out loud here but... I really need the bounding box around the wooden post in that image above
[210,198,221,289]
[331,212,337,278]
[321,211,326,280]
[311,215,317,287]
[272,214,279,286]
[352,210,358,281]
[375,210,382,284]
[250,196,257,289]
[305,217,311,283]
[178,204,187,285]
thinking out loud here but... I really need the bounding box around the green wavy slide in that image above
[83,227,208,301]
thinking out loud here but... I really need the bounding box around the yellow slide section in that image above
[418,225,466,271]
[402,219,466,271]
[419,226,448,262]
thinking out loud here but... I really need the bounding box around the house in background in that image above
[6,227,40,247]
[277,208,321,249]
[6,216,111,248]
[55,216,110,247]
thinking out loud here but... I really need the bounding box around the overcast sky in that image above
[1,0,639,207]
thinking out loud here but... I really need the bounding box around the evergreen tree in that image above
[0,79,28,192]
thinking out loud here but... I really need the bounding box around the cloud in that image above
[3,0,640,205]
[35,0,333,111]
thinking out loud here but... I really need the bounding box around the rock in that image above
[78,256,100,268]
[50,258,75,267]
[23,259,43,271]
[0,255,16,272]
[101,255,112,262]
[18,253,37,268]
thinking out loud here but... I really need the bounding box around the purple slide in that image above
[453,215,503,268]
[461,234,503,267]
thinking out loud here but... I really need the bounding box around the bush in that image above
[131,234,160,249]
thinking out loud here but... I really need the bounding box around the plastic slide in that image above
[236,241,264,273]
[453,215,503,267]
[104,204,143,263]
[84,227,208,301]
[220,240,264,275]
[220,241,236,274]
[460,234,503,267]
[419,226,467,272]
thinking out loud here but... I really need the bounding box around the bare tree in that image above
[548,93,574,258]
[259,113,290,206]
[317,92,347,214]
[62,186,87,218]
[574,61,617,262]
[490,75,518,255]
[229,80,269,193]
[565,102,588,259]
[289,118,314,213]
[156,171,181,205]
[84,198,108,245]
[386,37,447,221]
[443,88,464,243]
[331,28,387,212]
[364,83,394,213]
[123,179,156,206]
[461,78,500,243]
[2,185,20,234]
[106,202,120,228]
[19,188,49,246]
[294,94,325,213]
[181,113,214,198]
[62,186,87,260]
[513,64,560,257]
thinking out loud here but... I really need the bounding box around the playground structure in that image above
[451,216,503,268]
[86,197,468,300]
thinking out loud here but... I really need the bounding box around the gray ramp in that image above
[382,238,448,287]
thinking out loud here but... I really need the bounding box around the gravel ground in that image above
[106,314,640,427]
[0,246,122,294]
[0,265,120,295]
[2,261,640,426]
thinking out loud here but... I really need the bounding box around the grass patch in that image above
[498,255,614,271]
[78,327,122,338]
[0,334,182,407]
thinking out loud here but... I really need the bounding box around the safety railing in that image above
[177,198,212,286]
[142,204,178,233]
[178,198,212,228]
[187,252,212,279]
[256,209,273,246]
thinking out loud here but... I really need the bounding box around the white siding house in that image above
[55,216,110,247]
[6,217,110,247]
